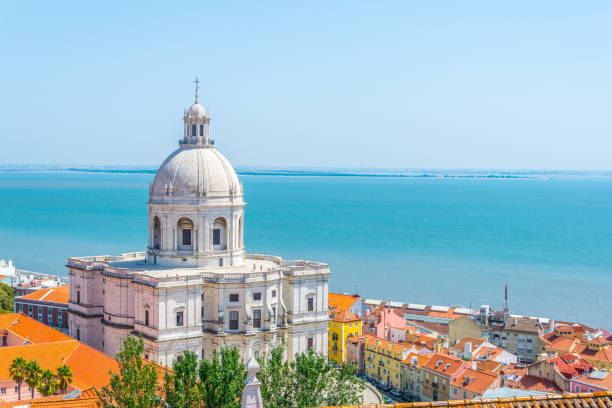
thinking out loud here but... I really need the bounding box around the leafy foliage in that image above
[257,341,365,408]
[25,360,42,399]
[163,348,247,408]
[98,336,161,408]
[56,364,73,394]
[0,282,15,313]
[36,369,58,396]
[9,357,27,400]
[163,351,201,408]
[198,347,247,408]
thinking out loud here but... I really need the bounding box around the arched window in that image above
[213,217,227,250]
[192,124,197,137]
[177,217,194,251]
[153,216,161,249]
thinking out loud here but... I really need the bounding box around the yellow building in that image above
[329,309,362,364]
[364,336,408,391]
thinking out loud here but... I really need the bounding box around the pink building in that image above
[363,302,407,340]
[571,371,612,393]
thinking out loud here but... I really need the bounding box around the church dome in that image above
[150,147,242,203]
[186,102,208,118]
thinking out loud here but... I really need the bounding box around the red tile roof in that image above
[19,286,69,304]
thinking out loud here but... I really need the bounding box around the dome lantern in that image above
[181,77,213,147]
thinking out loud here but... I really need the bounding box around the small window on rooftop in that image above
[229,294,239,302]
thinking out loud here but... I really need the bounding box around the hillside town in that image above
[0,276,610,406]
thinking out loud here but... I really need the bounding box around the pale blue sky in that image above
[1,1,610,169]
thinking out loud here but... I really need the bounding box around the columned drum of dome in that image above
[67,84,330,366]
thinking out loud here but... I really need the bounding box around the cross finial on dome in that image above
[193,76,200,103]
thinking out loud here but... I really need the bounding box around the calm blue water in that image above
[0,170,611,328]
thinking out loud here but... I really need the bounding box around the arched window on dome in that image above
[192,124,197,137]
[212,217,227,251]
[177,217,194,251]
[153,216,161,249]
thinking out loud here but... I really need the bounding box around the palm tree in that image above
[55,365,73,394]
[9,357,27,400]
[24,360,41,399]
[36,369,57,397]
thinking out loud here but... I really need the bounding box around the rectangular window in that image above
[229,294,239,302]
[176,311,184,326]
[76,291,80,304]
[14,386,18,393]
[201,306,205,320]
[271,306,276,322]
[253,292,261,301]
[2,336,6,346]
[272,290,276,298]
[1,388,5,395]
[199,124,204,136]
[18,303,23,313]
[76,328,80,341]
[58,312,63,328]
[182,229,192,246]
[213,228,221,245]
[192,124,197,136]
[145,310,149,326]
[38,308,42,321]
[307,337,314,350]
[253,309,261,328]
[48,308,53,324]
[229,311,239,330]
[308,297,314,312]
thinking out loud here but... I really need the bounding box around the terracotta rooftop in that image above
[574,371,612,391]
[331,309,360,323]
[424,353,465,376]
[319,391,612,407]
[328,292,360,311]
[18,286,70,304]
[0,313,72,344]
[452,368,499,395]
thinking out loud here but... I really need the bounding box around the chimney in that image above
[464,341,473,358]
[471,361,477,370]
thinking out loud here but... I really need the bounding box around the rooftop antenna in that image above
[504,284,509,315]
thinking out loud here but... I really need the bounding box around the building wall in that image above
[448,317,482,345]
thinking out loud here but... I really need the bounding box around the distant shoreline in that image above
[3,166,612,179]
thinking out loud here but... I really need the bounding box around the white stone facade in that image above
[68,89,330,365]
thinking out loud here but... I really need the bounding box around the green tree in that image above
[198,347,247,408]
[163,351,202,408]
[36,369,57,396]
[0,282,15,313]
[257,341,364,408]
[98,336,161,408]
[256,341,294,408]
[25,360,42,399]
[55,364,73,394]
[9,357,27,400]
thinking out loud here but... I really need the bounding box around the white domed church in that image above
[67,87,330,365]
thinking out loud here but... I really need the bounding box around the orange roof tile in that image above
[452,368,499,395]
[331,309,360,323]
[328,293,360,311]
[574,371,612,390]
[8,313,73,344]
[319,391,612,407]
[452,337,487,352]
[65,343,119,390]
[424,353,465,376]
[19,286,69,304]
[29,397,101,408]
